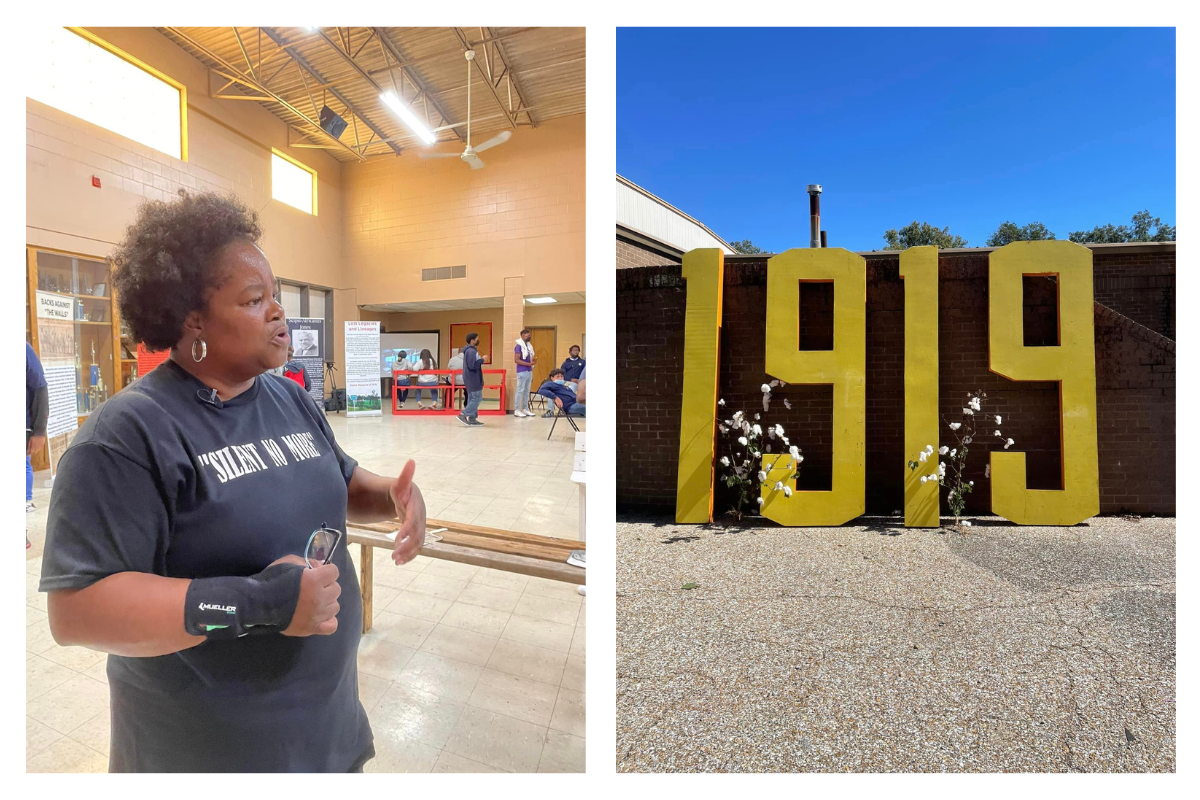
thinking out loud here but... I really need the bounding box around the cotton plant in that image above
[716,382,802,520]
[907,391,1013,528]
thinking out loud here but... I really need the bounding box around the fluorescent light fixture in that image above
[526,296,558,305]
[379,91,436,144]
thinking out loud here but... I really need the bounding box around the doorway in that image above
[529,326,557,390]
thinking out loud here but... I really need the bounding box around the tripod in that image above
[324,361,341,414]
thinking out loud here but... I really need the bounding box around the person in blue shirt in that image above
[560,345,585,388]
[27,342,48,547]
[536,369,585,417]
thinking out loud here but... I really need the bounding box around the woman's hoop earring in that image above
[191,338,207,363]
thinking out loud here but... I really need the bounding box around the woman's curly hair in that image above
[110,190,263,350]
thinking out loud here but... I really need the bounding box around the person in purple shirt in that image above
[513,328,536,417]
[536,369,585,417]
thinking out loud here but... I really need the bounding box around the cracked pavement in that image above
[616,516,1175,772]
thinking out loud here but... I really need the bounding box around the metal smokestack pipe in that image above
[820,230,828,248]
[807,184,823,248]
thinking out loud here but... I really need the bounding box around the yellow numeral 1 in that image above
[675,249,725,523]
[761,248,865,525]
[989,241,1100,524]
[900,246,940,527]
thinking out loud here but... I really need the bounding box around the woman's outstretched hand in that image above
[389,459,427,565]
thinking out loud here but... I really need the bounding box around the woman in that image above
[414,348,439,410]
[38,191,426,773]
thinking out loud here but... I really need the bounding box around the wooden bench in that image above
[347,518,585,633]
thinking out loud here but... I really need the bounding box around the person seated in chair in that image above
[536,369,585,417]
[560,345,585,391]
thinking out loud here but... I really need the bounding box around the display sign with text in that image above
[344,321,382,417]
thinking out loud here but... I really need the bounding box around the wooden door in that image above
[529,327,556,389]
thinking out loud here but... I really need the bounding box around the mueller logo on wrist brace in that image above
[199,603,237,614]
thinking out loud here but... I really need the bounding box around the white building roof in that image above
[617,174,735,254]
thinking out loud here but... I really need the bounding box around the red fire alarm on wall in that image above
[91,175,101,188]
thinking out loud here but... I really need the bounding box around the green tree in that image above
[1068,210,1176,243]
[986,221,1056,247]
[729,239,765,254]
[882,221,968,251]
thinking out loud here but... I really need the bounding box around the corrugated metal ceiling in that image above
[157,26,585,162]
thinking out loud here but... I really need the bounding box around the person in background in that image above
[536,368,585,417]
[277,345,311,392]
[414,349,439,410]
[393,350,410,408]
[446,350,465,410]
[561,345,585,391]
[458,332,487,427]
[27,342,48,548]
[513,328,536,417]
[576,365,586,405]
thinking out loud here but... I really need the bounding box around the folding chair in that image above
[538,389,582,440]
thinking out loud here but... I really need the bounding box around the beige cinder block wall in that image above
[26,27,348,370]
[342,114,584,407]
[377,308,504,366]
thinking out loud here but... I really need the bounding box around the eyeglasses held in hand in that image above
[305,525,343,568]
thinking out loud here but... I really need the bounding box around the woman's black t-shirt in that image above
[39,359,373,772]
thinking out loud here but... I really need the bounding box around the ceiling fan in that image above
[419,50,511,169]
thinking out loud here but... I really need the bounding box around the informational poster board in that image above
[35,291,81,480]
[287,317,326,405]
[35,292,79,440]
[344,320,382,416]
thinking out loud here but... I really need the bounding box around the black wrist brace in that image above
[183,563,305,640]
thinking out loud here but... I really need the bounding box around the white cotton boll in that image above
[720,456,730,466]
[783,486,793,498]
[754,413,760,420]
[797,455,804,463]
[1005,438,1014,449]
[752,424,762,436]
[738,436,748,446]
[995,430,1002,437]
[757,471,767,483]
[789,445,801,459]
[949,422,961,431]
[718,399,726,407]
[775,424,785,437]
[939,446,949,455]
[783,399,792,409]
[761,384,771,393]
[963,408,974,416]
[985,464,991,478]
[994,415,1001,425]
[742,421,751,435]
[773,482,784,492]
[920,475,928,483]
[757,497,765,507]
[950,449,956,457]
[963,520,972,527]
[969,480,974,486]
[919,451,929,463]
[926,444,935,453]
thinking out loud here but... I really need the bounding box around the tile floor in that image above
[26,411,585,773]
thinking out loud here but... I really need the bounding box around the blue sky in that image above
[617,27,1176,252]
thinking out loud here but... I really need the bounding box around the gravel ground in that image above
[616,515,1175,772]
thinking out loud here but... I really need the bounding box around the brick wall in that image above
[617,247,1175,518]
[616,235,679,269]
